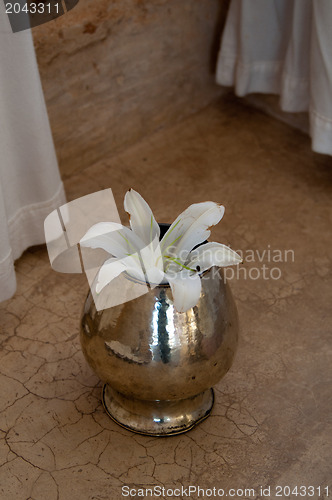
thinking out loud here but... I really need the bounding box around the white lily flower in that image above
[80,189,242,313]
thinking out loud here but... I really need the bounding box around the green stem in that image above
[164,255,196,272]
[161,220,181,250]
[119,231,137,253]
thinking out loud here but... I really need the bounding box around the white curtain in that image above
[0,5,66,302]
[216,0,332,156]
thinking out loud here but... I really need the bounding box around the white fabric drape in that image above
[0,6,66,302]
[216,0,332,156]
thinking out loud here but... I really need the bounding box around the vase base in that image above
[102,384,214,436]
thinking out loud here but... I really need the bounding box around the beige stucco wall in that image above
[33,0,229,178]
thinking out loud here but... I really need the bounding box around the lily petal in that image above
[140,235,165,285]
[166,270,202,313]
[124,189,160,245]
[95,257,126,293]
[80,222,145,258]
[186,242,242,272]
[161,202,225,267]
[145,266,166,286]
[96,254,145,293]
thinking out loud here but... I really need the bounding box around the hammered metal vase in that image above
[80,257,239,436]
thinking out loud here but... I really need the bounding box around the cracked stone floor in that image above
[0,95,331,499]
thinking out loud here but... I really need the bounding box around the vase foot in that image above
[102,384,214,436]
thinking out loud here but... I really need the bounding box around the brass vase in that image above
[80,259,239,436]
